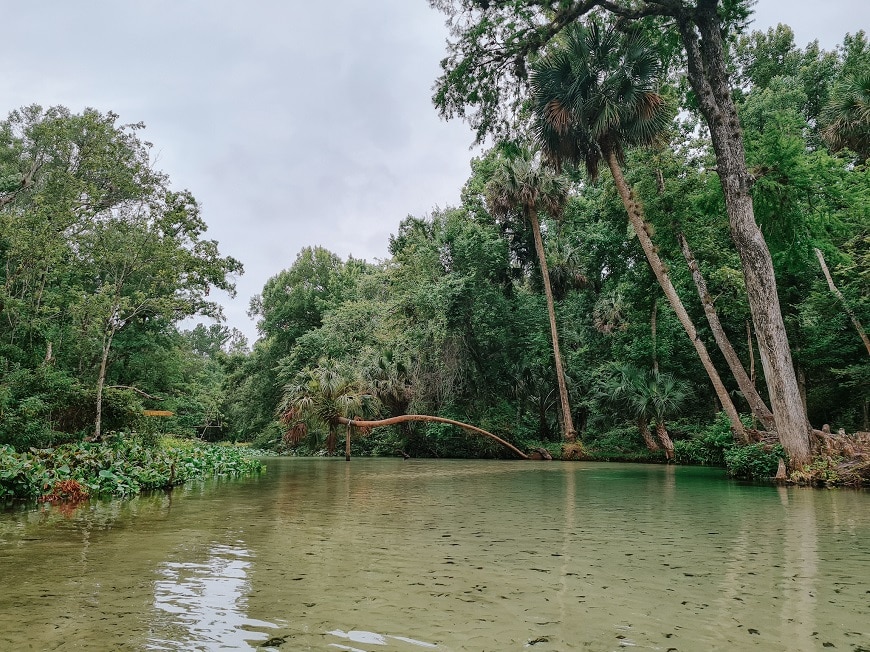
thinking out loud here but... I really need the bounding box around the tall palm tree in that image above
[485,152,577,444]
[530,21,746,441]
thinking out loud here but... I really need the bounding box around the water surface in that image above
[1,459,868,651]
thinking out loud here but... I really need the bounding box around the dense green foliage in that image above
[0,437,265,501]
[1,10,869,486]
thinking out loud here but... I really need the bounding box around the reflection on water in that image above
[147,543,278,651]
[0,459,868,651]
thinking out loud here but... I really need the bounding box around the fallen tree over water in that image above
[338,415,530,460]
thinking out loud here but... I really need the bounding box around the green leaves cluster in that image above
[0,438,265,502]
[0,106,243,446]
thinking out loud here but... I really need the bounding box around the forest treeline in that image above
[1,13,868,482]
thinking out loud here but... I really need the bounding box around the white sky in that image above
[2,1,867,343]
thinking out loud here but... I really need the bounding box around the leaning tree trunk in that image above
[655,420,675,462]
[638,418,660,452]
[94,340,111,441]
[93,326,118,442]
[339,414,529,459]
[678,6,811,469]
[528,208,577,443]
[678,232,775,434]
[605,149,746,441]
[815,247,870,356]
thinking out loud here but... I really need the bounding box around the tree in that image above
[485,151,578,443]
[430,0,813,468]
[821,70,870,161]
[529,21,746,440]
[279,362,377,459]
[76,192,242,440]
[604,364,689,461]
[279,361,529,460]
[0,106,242,443]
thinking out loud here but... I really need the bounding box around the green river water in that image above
[0,458,868,651]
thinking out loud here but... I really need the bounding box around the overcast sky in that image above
[2,1,865,343]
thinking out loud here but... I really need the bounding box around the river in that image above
[0,458,868,651]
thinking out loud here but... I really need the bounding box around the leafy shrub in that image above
[673,413,736,466]
[0,444,49,499]
[724,443,787,480]
[0,437,265,502]
[583,424,659,462]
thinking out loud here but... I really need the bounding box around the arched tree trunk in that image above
[605,149,746,441]
[528,208,577,443]
[338,414,529,459]
[678,232,775,433]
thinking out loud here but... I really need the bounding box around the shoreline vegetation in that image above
[0,436,266,506]
[2,15,869,502]
[2,417,868,508]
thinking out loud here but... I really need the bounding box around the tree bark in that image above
[339,414,529,459]
[677,232,774,434]
[651,298,658,373]
[638,418,660,452]
[345,423,351,461]
[677,5,812,469]
[528,208,577,443]
[326,424,337,456]
[94,339,111,441]
[605,149,746,440]
[655,420,675,462]
[815,247,870,356]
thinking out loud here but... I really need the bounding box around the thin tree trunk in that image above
[605,150,746,441]
[345,423,351,461]
[326,424,337,456]
[651,297,658,373]
[528,208,577,443]
[747,320,757,429]
[747,321,756,384]
[678,7,811,469]
[655,420,675,462]
[94,336,112,441]
[638,418,659,452]
[339,414,529,459]
[677,232,774,434]
[815,247,870,356]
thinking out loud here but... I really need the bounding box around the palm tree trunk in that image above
[678,232,775,432]
[339,414,529,459]
[605,149,746,441]
[326,424,337,456]
[638,418,659,452]
[528,208,577,443]
[345,423,351,461]
[678,9,811,469]
[815,247,870,356]
[655,420,675,462]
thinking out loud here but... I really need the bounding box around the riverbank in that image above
[0,436,266,504]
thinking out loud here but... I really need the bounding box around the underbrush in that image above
[0,435,266,502]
